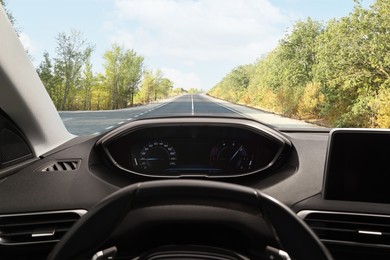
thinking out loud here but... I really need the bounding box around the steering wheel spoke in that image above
[47,180,332,260]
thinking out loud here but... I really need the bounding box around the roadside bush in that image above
[297,82,324,119]
[375,83,390,128]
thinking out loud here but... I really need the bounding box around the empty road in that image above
[59,94,319,135]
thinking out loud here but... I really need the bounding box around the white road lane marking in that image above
[105,126,114,130]
[62,118,73,122]
[118,121,125,124]
[191,95,194,115]
[127,118,132,120]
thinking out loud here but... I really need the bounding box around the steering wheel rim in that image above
[47,180,332,260]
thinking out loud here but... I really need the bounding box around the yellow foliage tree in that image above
[375,85,390,128]
[297,82,325,119]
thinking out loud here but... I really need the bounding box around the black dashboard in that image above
[2,116,390,259]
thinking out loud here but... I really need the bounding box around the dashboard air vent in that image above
[299,210,390,249]
[41,160,80,172]
[0,210,86,245]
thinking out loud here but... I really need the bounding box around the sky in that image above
[7,0,375,91]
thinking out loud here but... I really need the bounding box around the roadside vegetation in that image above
[1,0,186,111]
[209,0,390,128]
[2,0,389,122]
[35,34,185,111]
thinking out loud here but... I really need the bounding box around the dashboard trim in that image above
[297,209,390,220]
[0,209,87,246]
[297,210,390,249]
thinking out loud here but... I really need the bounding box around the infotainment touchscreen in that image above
[323,129,390,204]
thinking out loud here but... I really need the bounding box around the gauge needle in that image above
[230,145,243,161]
[145,158,162,161]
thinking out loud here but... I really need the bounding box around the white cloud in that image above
[108,28,157,56]
[109,0,290,63]
[104,0,293,89]
[160,67,202,90]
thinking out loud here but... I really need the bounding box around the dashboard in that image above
[2,116,390,259]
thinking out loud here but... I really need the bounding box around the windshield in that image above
[3,0,387,135]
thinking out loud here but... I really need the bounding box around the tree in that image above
[223,65,252,102]
[138,70,155,103]
[210,0,390,127]
[152,69,163,101]
[103,45,121,109]
[37,51,61,107]
[188,88,201,94]
[137,70,173,103]
[314,0,390,127]
[54,30,94,110]
[210,18,323,116]
[103,45,144,109]
[80,54,95,110]
[172,88,187,95]
[157,77,173,99]
[123,50,144,106]
[271,18,323,116]
[208,64,253,103]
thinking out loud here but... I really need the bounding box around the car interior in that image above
[1,3,390,260]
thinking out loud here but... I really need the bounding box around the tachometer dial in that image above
[138,140,177,172]
[210,141,250,172]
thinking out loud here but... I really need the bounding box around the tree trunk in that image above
[61,80,70,110]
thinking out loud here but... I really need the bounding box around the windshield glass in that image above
[4,0,387,135]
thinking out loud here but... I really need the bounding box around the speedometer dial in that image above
[210,141,251,172]
[138,140,177,172]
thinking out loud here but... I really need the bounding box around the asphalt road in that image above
[59,94,319,135]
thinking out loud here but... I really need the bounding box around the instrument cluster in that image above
[100,118,291,178]
[131,138,255,175]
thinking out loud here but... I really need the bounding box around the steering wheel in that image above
[47,180,332,260]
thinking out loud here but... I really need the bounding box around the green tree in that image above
[103,45,144,109]
[209,64,253,103]
[152,69,163,101]
[210,18,322,116]
[227,65,253,102]
[80,54,95,110]
[123,50,144,106]
[54,30,94,110]
[138,70,155,103]
[91,73,110,110]
[137,70,173,103]
[210,1,390,128]
[103,45,121,109]
[314,0,390,127]
[37,51,61,107]
[271,18,323,116]
[188,88,201,94]
[157,78,174,99]
[172,88,187,95]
